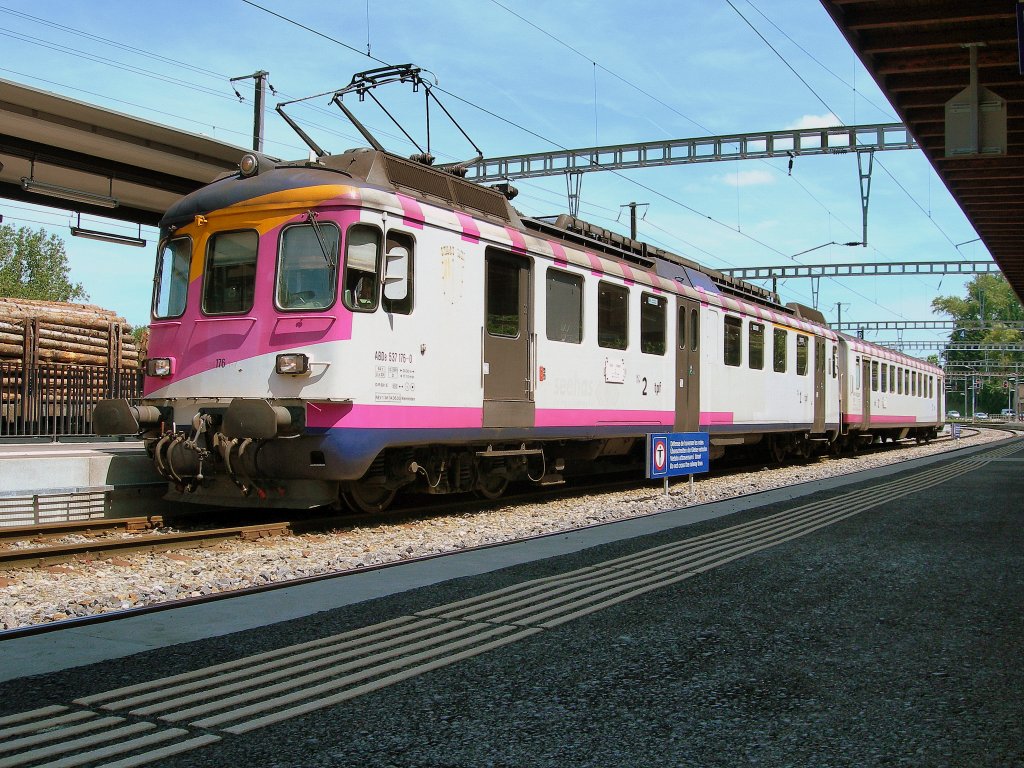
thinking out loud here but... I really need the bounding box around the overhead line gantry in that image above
[467,123,915,182]
[833,320,1024,332]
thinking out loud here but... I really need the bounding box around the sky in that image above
[0,0,991,355]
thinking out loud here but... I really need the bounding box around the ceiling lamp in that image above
[70,214,146,247]
[21,177,119,209]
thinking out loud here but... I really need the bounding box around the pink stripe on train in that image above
[534,408,674,428]
[306,403,483,429]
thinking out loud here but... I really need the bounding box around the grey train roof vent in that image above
[786,302,828,326]
[382,154,513,222]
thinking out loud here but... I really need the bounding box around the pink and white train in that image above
[94,147,943,511]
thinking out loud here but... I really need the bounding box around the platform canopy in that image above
[0,78,247,227]
[820,1,1024,304]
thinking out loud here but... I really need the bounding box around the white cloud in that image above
[716,169,776,187]
[786,113,843,130]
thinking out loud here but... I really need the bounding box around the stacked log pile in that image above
[0,298,141,368]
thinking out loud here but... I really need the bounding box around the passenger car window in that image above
[748,322,764,370]
[546,269,583,343]
[343,225,382,312]
[276,223,339,311]
[871,360,879,391]
[154,236,191,319]
[203,230,258,315]
[724,316,742,367]
[598,282,628,350]
[773,328,787,373]
[796,334,808,376]
[640,293,666,355]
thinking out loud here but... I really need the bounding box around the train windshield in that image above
[276,223,340,310]
[203,230,259,315]
[153,236,192,319]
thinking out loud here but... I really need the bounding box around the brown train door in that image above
[861,356,872,429]
[813,336,826,433]
[483,249,534,427]
[674,299,701,432]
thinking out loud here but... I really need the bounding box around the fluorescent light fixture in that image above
[21,177,119,208]
[69,212,146,247]
[70,226,146,248]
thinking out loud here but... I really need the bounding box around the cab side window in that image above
[343,225,382,312]
[154,236,192,319]
[383,231,414,315]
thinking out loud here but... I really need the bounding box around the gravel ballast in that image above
[0,429,1010,631]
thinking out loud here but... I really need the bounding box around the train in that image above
[94,145,944,512]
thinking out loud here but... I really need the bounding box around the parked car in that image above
[1000,409,1015,418]
[947,410,961,419]
[975,412,989,420]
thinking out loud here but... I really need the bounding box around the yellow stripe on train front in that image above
[170,184,361,283]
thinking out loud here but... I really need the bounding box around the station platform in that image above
[0,439,163,524]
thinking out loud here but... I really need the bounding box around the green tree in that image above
[932,273,1023,414]
[0,224,88,302]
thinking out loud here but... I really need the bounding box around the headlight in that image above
[145,358,173,377]
[276,353,310,375]
[239,153,259,177]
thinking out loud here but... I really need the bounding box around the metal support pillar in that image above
[566,171,583,218]
[857,150,873,247]
[231,70,272,152]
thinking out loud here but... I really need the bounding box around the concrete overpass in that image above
[0,77,246,227]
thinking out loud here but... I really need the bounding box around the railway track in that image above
[0,519,293,569]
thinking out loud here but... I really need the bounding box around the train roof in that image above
[160,147,940,372]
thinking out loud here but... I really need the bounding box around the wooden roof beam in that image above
[844,4,1012,32]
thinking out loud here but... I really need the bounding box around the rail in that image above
[0,520,292,568]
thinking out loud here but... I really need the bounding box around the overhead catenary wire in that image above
[725,0,972,262]
[4,3,941,324]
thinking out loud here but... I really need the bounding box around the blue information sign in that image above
[647,432,710,479]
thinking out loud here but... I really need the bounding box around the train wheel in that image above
[769,436,788,465]
[342,481,396,514]
[796,438,814,462]
[475,473,509,500]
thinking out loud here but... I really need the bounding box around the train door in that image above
[483,249,534,427]
[861,356,872,428]
[813,336,826,432]
[674,299,701,432]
